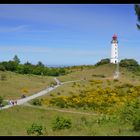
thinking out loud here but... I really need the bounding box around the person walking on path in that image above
[9,100,12,105]
[14,100,17,105]
[12,101,14,106]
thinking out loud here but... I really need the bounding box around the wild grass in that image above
[0,105,139,136]
[0,71,54,100]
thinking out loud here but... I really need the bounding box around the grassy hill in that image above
[0,71,55,100]
[40,63,140,99]
[0,64,140,136]
[58,63,140,83]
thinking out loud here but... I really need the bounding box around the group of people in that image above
[9,100,17,106]
[0,100,18,109]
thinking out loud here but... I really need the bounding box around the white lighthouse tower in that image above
[110,34,118,64]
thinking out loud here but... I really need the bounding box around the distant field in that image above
[0,71,55,100]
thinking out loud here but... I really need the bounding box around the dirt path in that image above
[1,78,83,110]
[23,102,98,116]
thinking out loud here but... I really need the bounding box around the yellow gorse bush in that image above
[42,80,140,114]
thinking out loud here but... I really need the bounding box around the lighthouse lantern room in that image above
[110,34,118,64]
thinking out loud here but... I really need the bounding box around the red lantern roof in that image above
[112,34,117,40]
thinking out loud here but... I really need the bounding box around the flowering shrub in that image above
[42,81,140,115]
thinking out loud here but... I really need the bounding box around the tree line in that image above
[0,55,67,76]
[95,58,140,73]
[1,55,140,76]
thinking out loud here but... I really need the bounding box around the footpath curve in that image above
[1,78,82,110]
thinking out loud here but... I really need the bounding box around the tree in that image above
[22,65,34,74]
[1,61,17,71]
[16,64,24,74]
[120,59,139,71]
[95,58,110,66]
[134,4,140,30]
[13,55,20,64]
[47,68,59,76]
[58,68,66,75]
[24,61,32,66]
[36,61,44,67]
[32,66,45,75]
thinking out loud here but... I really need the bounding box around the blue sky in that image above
[0,4,140,66]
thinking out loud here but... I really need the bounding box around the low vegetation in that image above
[52,116,72,131]
[26,123,46,136]
[95,58,110,66]
[0,105,140,136]
[31,99,42,106]
[0,70,54,100]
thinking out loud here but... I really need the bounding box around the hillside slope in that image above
[0,71,54,100]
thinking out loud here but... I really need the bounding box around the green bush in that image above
[95,58,110,66]
[52,116,72,131]
[119,59,139,71]
[26,123,44,136]
[31,99,42,106]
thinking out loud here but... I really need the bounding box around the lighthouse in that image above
[110,34,118,64]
